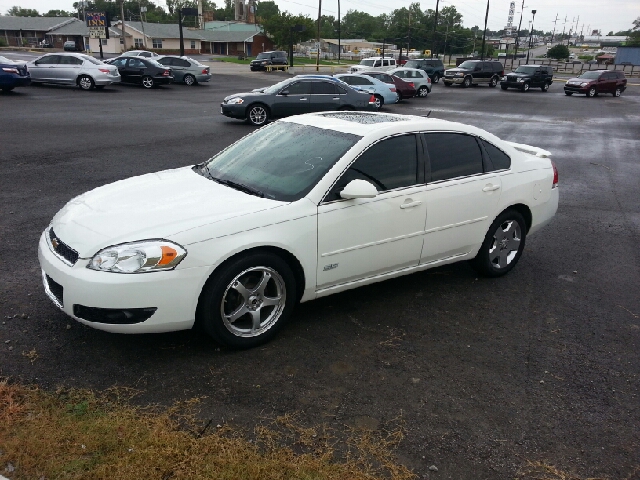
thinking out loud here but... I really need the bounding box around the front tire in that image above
[184,74,196,86]
[1,86,14,92]
[470,209,527,277]
[246,104,269,126]
[443,81,452,87]
[196,252,297,348]
[521,82,530,92]
[418,85,429,97]
[500,84,508,90]
[587,86,597,97]
[78,75,94,90]
[141,75,155,89]
[462,76,472,88]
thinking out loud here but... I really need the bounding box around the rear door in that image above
[309,80,342,111]
[56,55,83,84]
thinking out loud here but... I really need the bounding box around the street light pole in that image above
[337,0,341,63]
[525,9,536,63]
[512,0,526,68]
[431,0,440,58]
[480,0,489,60]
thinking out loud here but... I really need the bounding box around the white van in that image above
[348,57,397,73]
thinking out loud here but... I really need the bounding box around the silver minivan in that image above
[28,53,120,90]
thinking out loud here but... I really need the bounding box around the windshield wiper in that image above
[204,171,264,198]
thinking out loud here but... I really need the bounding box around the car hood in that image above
[446,67,471,74]
[506,72,530,77]
[51,166,285,257]
[224,91,266,101]
[566,76,591,83]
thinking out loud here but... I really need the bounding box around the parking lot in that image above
[1,66,639,479]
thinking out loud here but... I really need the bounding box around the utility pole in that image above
[512,0,525,67]
[480,0,490,60]
[560,16,566,44]
[120,0,126,52]
[550,13,558,43]
[525,9,536,63]
[337,0,341,63]
[316,0,321,71]
[431,0,440,58]
[139,3,147,48]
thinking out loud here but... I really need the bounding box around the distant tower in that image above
[247,0,256,23]
[234,0,245,21]
[505,1,515,36]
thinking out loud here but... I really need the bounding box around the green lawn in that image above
[214,56,358,66]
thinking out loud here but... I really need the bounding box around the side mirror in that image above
[340,179,378,199]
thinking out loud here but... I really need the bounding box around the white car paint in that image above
[38,112,558,338]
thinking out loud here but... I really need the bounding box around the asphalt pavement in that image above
[1,67,639,479]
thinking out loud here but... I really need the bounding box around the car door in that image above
[56,55,83,84]
[600,72,615,93]
[316,134,427,289]
[532,68,542,87]
[171,57,190,82]
[480,62,493,83]
[270,80,311,117]
[30,54,60,82]
[420,132,503,264]
[309,80,342,111]
[126,58,146,84]
[111,58,129,82]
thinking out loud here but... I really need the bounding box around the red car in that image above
[359,71,417,100]
[564,70,627,97]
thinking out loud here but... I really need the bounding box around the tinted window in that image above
[481,140,511,170]
[59,55,82,65]
[174,58,190,67]
[326,135,419,201]
[425,133,483,182]
[379,74,393,83]
[312,81,336,94]
[157,57,173,65]
[112,58,127,67]
[127,58,146,68]
[36,55,59,65]
[335,84,347,94]
[284,81,312,95]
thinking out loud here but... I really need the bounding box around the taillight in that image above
[98,68,110,73]
[500,70,504,76]
[427,77,432,83]
[2,67,19,73]
[202,68,209,74]
[163,70,170,76]
[551,161,559,188]
[408,82,415,88]
[368,94,376,104]
[390,87,396,92]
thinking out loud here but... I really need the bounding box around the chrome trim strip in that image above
[41,270,63,309]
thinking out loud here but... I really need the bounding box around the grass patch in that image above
[517,460,610,480]
[214,56,357,66]
[0,379,416,480]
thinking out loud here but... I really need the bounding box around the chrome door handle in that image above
[400,201,422,209]
[300,97,307,100]
[482,185,500,192]
[332,97,340,100]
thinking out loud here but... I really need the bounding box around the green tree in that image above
[547,44,570,60]
[6,6,40,16]
[261,12,314,49]
[256,1,279,23]
[626,17,640,46]
[44,9,73,17]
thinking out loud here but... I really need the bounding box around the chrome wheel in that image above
[418,86,429,97]
[489,220,522,269]
[432,74,440,84]
[614,88,621,97]
[587,87,597,97]
[184,74,196,86]
[489,76,498,87]
[463,76,472,88]
[142,76,154,89]
[247,105,268,126]
[78,75,94,90]
[374,95,383,109]
[220,266,286,338]
[522,82,530,92]
[541,82,549,92]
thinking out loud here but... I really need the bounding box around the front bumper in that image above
[220,103,247,119]
[564,84,589,94]
[38,230,210,334]
[444,76,465,84]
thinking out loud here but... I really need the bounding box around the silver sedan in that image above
[28,53,120,90]
[155,56,211,85]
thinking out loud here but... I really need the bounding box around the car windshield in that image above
[579,71,602,79]
[514,66,537,74]
[202,122,361,202]
[256,53,271,60]
[360,59,375,66]
[458,61,477,69]
[262,78,295,94]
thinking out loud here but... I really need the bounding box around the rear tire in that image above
[373,94,383,109]
[565,91,573,96]
[184,74,196,86]
[418,85,429,97]
[1,86,14,92]
[489,76,499,87]
[614,87,622,97]
[541,82,549,92]
[470,209,527,278]
[142,75,155,89]
[78,75,94,90]
[196,252,297,349]
[432,74,440,84]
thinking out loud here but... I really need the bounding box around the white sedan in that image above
[39,112,559,348]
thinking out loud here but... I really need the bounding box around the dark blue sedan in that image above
[0,56,30,92]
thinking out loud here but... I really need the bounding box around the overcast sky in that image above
[2,0,637,35]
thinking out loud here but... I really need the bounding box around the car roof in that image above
[388,67,423,72]
[295,74,339,81]
[282,112,495,140]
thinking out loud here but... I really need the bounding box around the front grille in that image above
[49,228,79,265]
[18,66,28,76]
[507,75,518,81]
[45,274,64,307]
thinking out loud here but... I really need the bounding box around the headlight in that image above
[501,76,506,81]
[88,240,187,273]
[262,61,268,64]
[227,97,244,104]
[580,82,588,87]
[455,72,464,76]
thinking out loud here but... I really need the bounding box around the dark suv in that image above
[501,65,553,92]
[250,51,288,71]
[443,60,504,88]
[564,70,627,97]
[403,58,445,83]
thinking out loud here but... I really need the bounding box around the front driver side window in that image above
[284,81,312,95]
[325,135,419,202]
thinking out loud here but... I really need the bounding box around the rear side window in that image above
[425,133,484,182]
[174,58,190,67]
[325,134,419,201]
[481,140,511,171]
[312,81,336,94]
